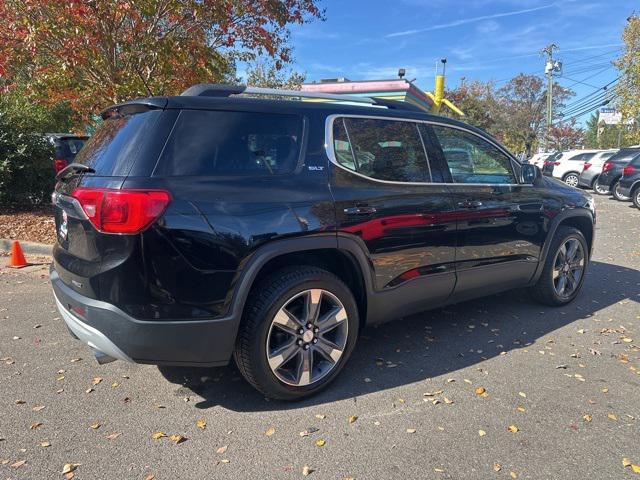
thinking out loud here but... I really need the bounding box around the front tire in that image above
[563,172,580,187]
[234,266,359,400]
[532,227,588,306]
[612,180,631,201]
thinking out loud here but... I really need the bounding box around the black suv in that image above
[50,85,596,400]
[595,148,640,201]
[618,153,640,208]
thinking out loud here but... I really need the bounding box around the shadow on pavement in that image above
[158,260,639,411]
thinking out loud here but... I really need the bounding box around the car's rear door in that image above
[426,122,545,302]
[328,115,457,321]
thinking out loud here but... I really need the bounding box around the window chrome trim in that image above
[324,113,530,187]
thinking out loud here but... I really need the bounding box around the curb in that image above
[0,238,53,256]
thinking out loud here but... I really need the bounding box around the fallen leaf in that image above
[265,427,275,437]
[90,423,101,430]
[406,428,416,434]
[106,432,121,440]
[30,422,43,430]
[583,415,592,423]
[62,464,77,474]
[40,441,51,447]
[518,392,526,398]
[494,463,502,472]
[15,399,26,405]
[216,445,228,454]
[144,475,155,480]
[169,434,186,444]
[507,425,519,433]
[608,413,618,421]
[302,465,313,476]
[85,388,94,394]
[632,465,640,474]
[10,460,26,469]
[57,376,65,381]
[623,459,632,467]
[315,439,326,447]
[479,430,487,437]
[434,468,445,473]
[622,337,633,343]
[517,406,526,413]
[151,432,166,440]
[475,387,487,396]
[315,414,326,420]
[92,377,103,386]
[510,471,518,479]
[70,358,82,363]
[348,415,358,424]
[32,405,45,412]
[111,382,119,388]
[196,419,206,430]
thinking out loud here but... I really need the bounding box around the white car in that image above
[542,149,602,187]
[528,152,556,169]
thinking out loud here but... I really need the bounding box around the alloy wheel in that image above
[266,289,349,387]
[552,238,585,299]
[594,181,609,195]
[564,174,579,187]
[613,182,631,201]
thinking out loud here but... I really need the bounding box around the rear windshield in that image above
[74,110,161,176]
[55,137,87,161]
[611,149,640,163]
[154,110,303,176]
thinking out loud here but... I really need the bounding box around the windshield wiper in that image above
[55,163,95,181]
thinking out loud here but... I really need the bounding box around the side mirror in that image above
[521,163,539,184]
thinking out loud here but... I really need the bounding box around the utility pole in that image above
[542,44,561,150]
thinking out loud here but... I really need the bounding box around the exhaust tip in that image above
[92,348,117,365]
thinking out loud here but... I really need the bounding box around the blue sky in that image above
[286,0,633,123]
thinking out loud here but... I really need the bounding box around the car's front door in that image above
[328,115,457,321]
[426,123,546,302]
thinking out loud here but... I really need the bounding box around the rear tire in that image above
[633,186,640,209]
[531,226,588,306]
[563,172,580,187]
[234,266,359,400]
[593,179,609,195]
[612,180,630,201]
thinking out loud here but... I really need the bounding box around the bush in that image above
[0,110,55,205]
[0,91,74,206]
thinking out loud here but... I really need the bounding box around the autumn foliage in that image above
[0,0,323,120]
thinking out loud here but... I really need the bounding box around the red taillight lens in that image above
[602,162,614,172]
[71,188,171,234]
[583,163,591,171]
[53,159,68,173]
[623,165,637,176]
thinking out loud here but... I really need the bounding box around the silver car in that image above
[577,149,618,193]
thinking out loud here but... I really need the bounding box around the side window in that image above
[332,117,432,183]
[431,125,516,184]
[155,110,302,176]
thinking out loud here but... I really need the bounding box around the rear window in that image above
[155,110,303,176]
[55,137,87,161]
[74,110,161,176]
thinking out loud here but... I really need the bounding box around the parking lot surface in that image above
[1,196,639,480]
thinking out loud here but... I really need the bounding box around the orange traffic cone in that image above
[7,240,29,268]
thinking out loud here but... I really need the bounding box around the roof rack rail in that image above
[179,83,424,112]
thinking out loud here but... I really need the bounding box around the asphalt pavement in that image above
[1,196,639,480]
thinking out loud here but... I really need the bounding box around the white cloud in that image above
[385,3,555,37]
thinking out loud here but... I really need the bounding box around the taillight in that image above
[71,188,171,234]
[583,163,591,171]
[623,165,637,176]
[602,162,614,172]
[53,159,68,173]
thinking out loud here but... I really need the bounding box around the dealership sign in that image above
[598,108,633,125]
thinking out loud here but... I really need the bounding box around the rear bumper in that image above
[51,266,237,367]
[578,173,595,188]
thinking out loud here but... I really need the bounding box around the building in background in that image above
[301,77,434,112]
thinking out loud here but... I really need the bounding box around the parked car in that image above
[542,149,601,187]
[594,148,640,201]
[618,154,640,208]
[578,149,619,194]
[528,152,555,169]
[45,133,89,174]
[50,85,596,400]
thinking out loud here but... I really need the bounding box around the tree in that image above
[445,79,501,133]
[0,0,323,124]
[244,59,306,89]
[496,74,573,156]
[547,119,584,151]
[614,15,640,144]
